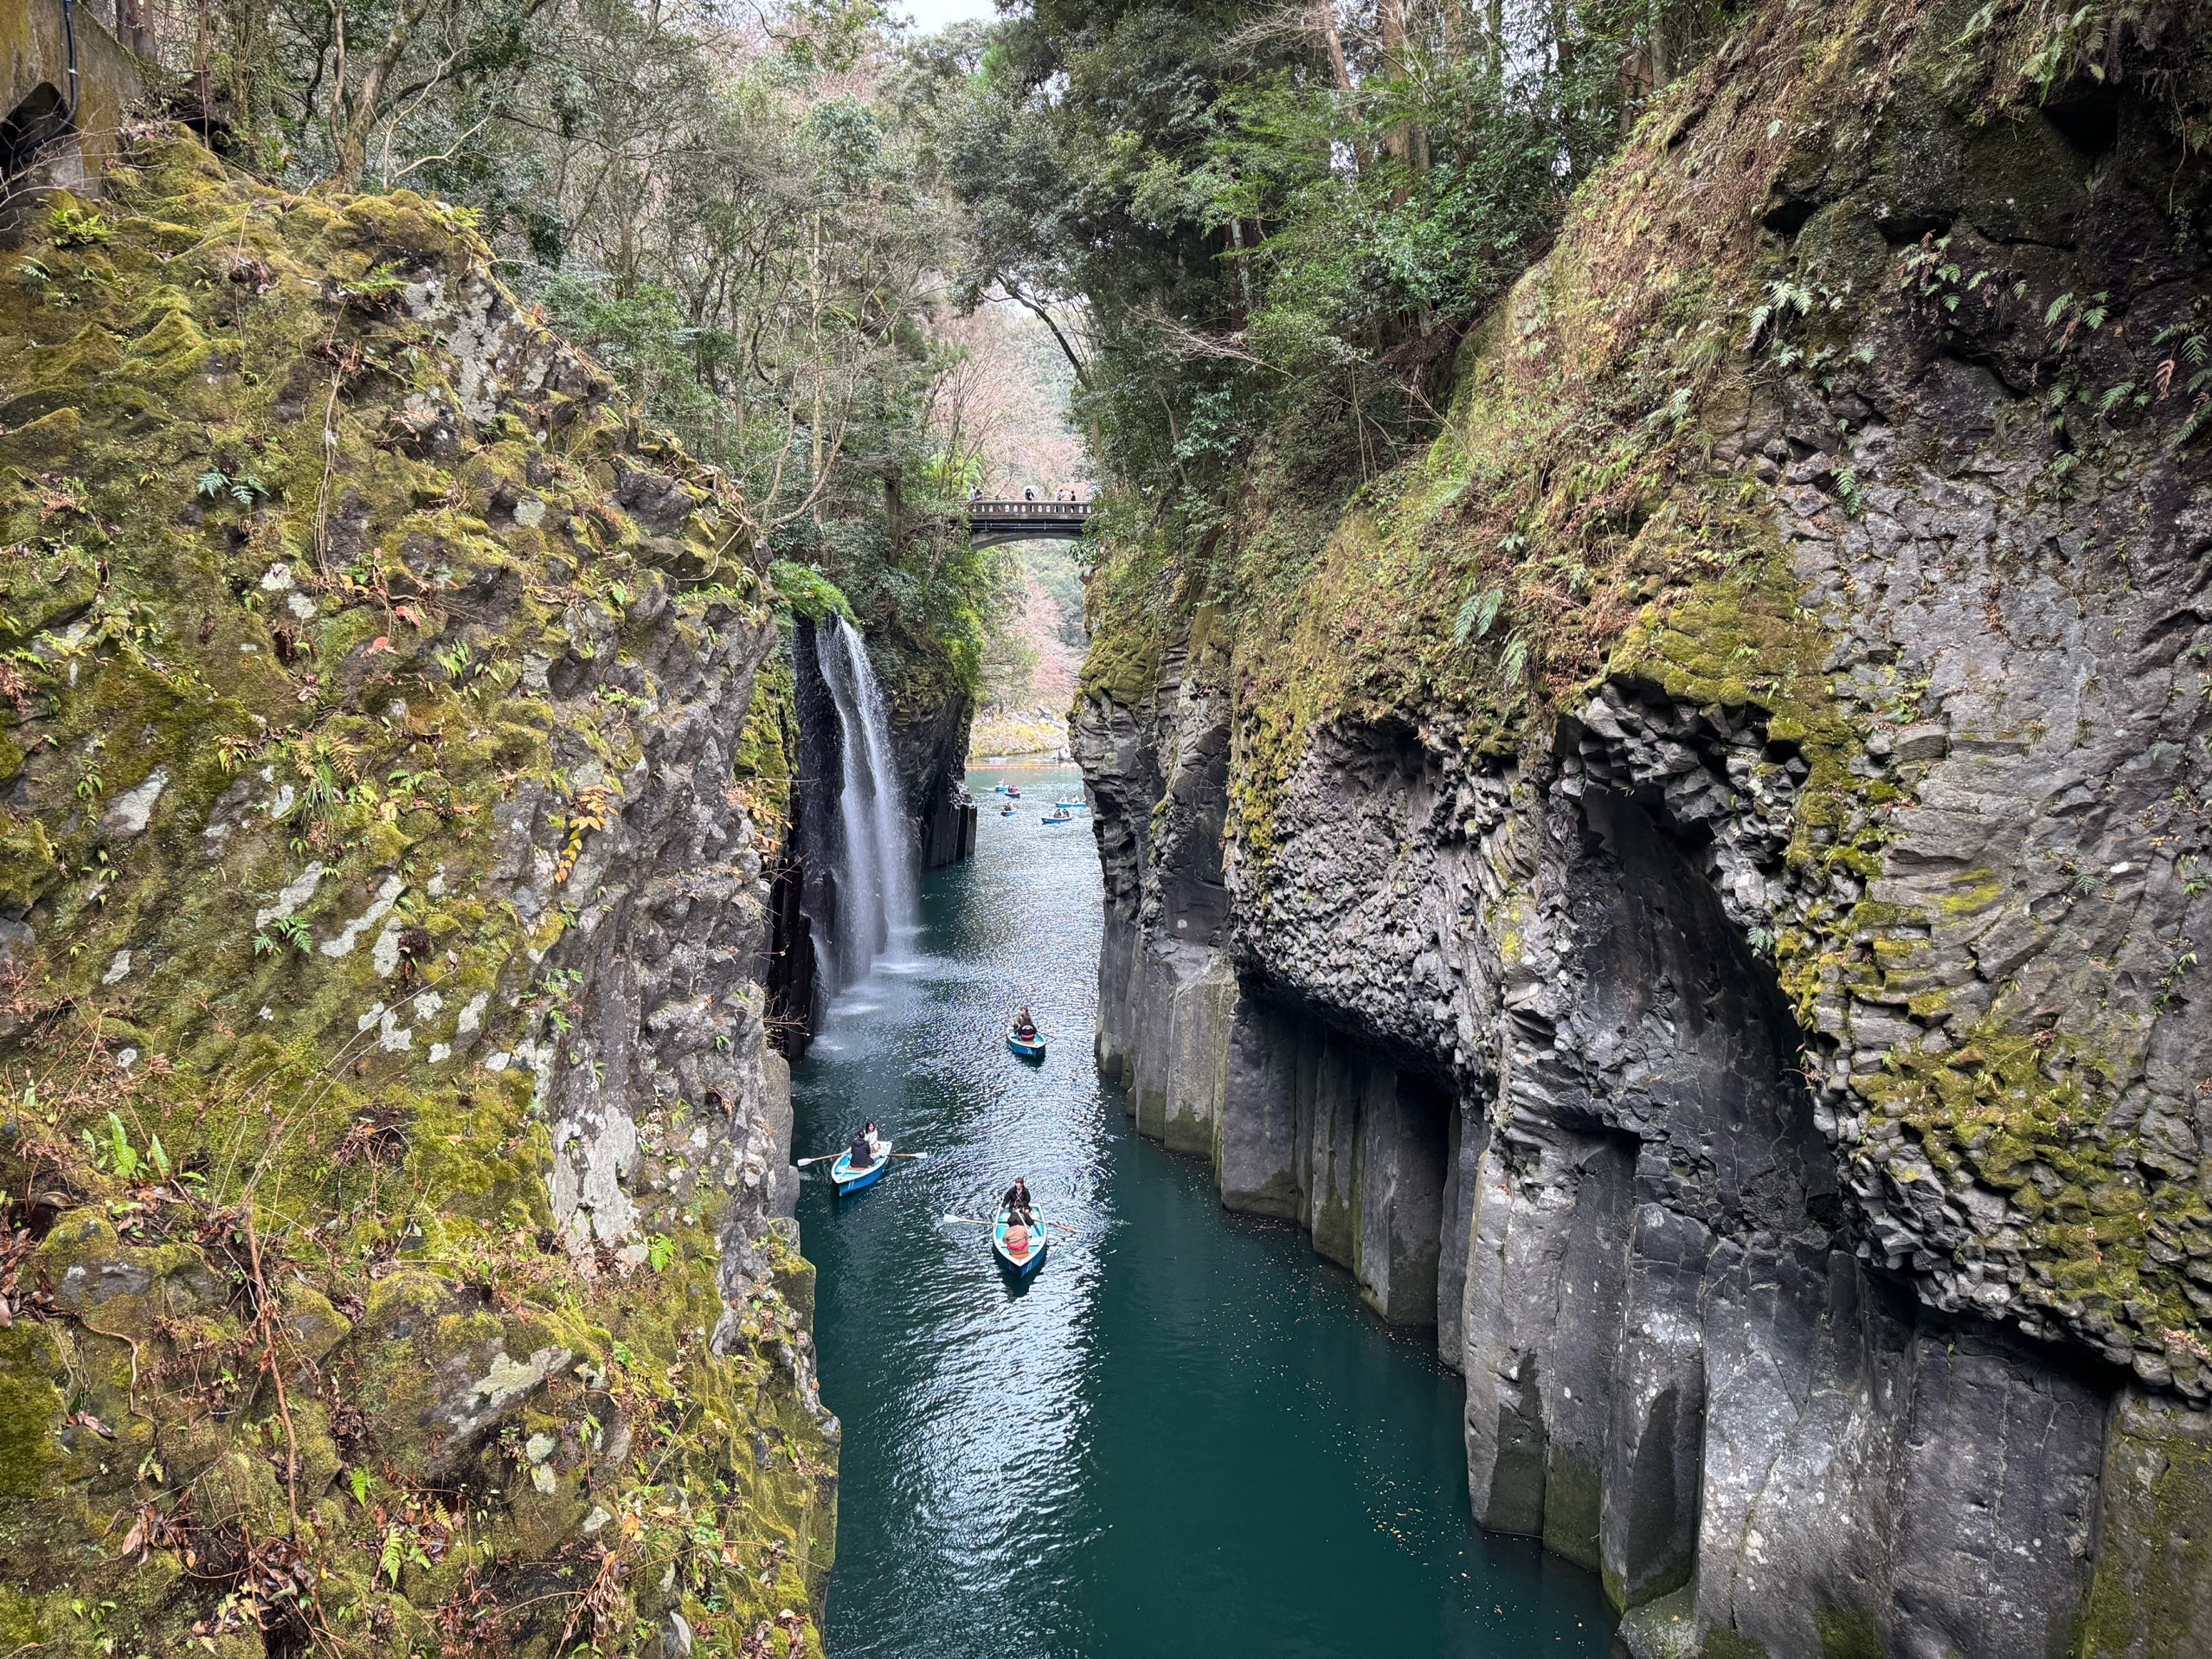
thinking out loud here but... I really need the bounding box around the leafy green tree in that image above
[942,0,1730,528]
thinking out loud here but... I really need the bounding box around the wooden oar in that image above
[798,1148,926,1167]
[944,1212,1077,1236]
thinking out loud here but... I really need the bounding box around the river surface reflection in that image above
[793,765,1614,1658]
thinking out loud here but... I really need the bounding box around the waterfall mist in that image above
[817,614,919,993]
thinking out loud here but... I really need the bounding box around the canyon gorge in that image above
[3,0,2210,1652]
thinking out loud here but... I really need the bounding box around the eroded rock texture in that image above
[889,674,980,871]
[0,137,833,1654]
[1077,2,2212,1652]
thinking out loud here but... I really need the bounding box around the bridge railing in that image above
[964,499,1090,520]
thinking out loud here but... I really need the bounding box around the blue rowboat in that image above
[1007,1030,1045,1061]
[1041,813,1072,826]
[829,1140,893,1194]
[993,1207,1048,1276]
[1055,801,1087,809]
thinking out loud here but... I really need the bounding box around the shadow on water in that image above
[793,766,1616,1659]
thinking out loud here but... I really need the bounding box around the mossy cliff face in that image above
[0,134,833,1656]
[1077,2,2212,1654]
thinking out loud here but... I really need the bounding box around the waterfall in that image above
[816,614,918,989]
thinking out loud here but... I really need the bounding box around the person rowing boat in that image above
[993,1176,1046,1274]
[1006,1009,1046,1060]
[847,1121,884,1172]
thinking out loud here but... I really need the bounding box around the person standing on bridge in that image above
[1022,486,1035,501]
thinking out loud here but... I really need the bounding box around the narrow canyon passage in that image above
[793,765,1615,1657]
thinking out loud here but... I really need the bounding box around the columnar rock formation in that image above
[0,136,833,1653]
[1077,3,2212,1653]
[893,681,980,871]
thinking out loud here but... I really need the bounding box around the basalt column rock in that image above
[0,134,835,1654]
[886,672,976,871]
[1076,670,1463,1331]
[788,616,846,1023]
[1072,0,2212,1646]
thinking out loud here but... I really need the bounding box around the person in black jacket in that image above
[848,1122,882,1170]
[1001,1175,1034,1223]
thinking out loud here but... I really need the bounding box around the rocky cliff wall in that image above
[1076,3,2212,1654]
[888,678,976,871]
[0,134,834,1656]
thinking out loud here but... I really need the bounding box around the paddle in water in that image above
[798,1147,924,1167]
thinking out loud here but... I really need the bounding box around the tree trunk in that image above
[328,0,432,191]
[1319,1,1354,94]
[1378,0,1424,174]
[118,0,155,57]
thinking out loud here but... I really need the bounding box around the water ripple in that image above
[794,767,1613,1658]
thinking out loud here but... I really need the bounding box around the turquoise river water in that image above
[792,764,1615,1658]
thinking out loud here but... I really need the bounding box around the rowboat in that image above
[1007,1029,1045,1061]
[993,1206,1048,1276]
[828,1140,894,1194]
[1054,801,1087,809]
[1041,813,1072,825]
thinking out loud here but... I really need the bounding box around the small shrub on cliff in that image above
[767,558,858,624]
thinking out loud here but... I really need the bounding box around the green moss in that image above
[768,557,855,624]
[0,130,831,1658]
[1813,1604,1883,1659]
[734,644,798,838]
[0,1326,67,1500]
[1077,529,1175,707]
[2081,1399,2212,1658]
[1854,1017,2212,1358]
[1701,1630,1772,1659]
